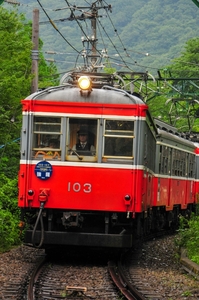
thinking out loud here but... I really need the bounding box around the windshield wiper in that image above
[71,150,83,160]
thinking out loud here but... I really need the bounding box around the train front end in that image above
[18,74,148,248]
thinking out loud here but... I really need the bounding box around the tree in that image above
[164,38,199,131]
[0,7,59,251]
[146,37,199,131]
[0,7,59,177]
[169,38,199,78]
[0,8,32,150]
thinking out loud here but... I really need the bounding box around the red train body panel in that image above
[19,164,138,211]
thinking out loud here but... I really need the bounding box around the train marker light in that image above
[124,194,131,208]
[28,189,34,196]
[124,195,131,201]
[78,76,92,92]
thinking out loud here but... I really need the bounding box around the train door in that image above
[143,119,156,210]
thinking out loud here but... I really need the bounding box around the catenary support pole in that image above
[31,8,39,93]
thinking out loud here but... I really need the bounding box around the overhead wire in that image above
[16,0,198,73]
[10,0,199,76]
[6,0,199,73]
[89,0,140,72]
[96,17,132,71]
[102,0,130,58]
[36,0,80,54]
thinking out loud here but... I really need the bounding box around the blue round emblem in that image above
[34,161,53,180]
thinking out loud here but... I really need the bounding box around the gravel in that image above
[136,235,199,299]
[0,235,198,299]
[0,246,44,299]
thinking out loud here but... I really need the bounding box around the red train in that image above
[18,72,198,249]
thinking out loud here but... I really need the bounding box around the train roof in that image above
[154,118,178,134]
[25,84,146,105]
[157,128,196,150]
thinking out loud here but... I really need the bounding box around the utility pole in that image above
[31,9,39,93]
[75,2,111,71]
[90,4,97,70]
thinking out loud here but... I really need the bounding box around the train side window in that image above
[159,146,169,175]
[33,116,62,160]
[188,154,195,178]
[181,151,186,177]
[172,148,177,176]
[171,149,187,177]
[66,118,98,162]
[103,120,134,160]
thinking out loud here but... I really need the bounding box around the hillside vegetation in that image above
[4,0,199,76]
[1,2,199,252]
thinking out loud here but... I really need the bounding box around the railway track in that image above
[27,249,122,299]
[1,234,198,299]
[108,260,146,300]
[26,247,162,299]
[108,250,164,300]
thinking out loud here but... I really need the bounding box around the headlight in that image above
[78,76,92,91]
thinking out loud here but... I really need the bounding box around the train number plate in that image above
[67,182,92,193]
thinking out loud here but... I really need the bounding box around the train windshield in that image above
[32,116,134,163]
[66,118,98,162]
[32,116,98,162]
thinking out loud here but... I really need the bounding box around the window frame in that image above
[102,119,135,160]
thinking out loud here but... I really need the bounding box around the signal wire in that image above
[38,1,199,74]
[11,0,199,73]
[103,0,130,58]
[97,17,132,70]
[36,0,80,54]
[33,1,168,72]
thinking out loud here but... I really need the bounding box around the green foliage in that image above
[38,40,59,88]
[0,174,19,213]
[148,93,171,124]
[0,8,32,97]
[163,37,199,131]
[175,211,199,265]
[181,290,193,297]
[0,174,20,252]
[0,209,20,252]
[0,6,59,252]
[0,6,59,176]
[147,37,199,131]
[0,139,20,179]
[169,37,199,79]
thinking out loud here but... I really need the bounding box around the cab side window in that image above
[103,120,134,158]
[33,116,62,160]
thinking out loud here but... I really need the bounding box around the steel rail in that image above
[27,256,46,300]
[108,260,146,300]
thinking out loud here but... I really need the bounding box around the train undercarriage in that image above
[20,204,194,249]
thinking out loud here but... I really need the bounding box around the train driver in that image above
[72,126,95,154]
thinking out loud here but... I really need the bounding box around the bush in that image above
[0,174,19,213]
[0,174,21,252]
[0,209,20,252]
[176,212,199,265]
